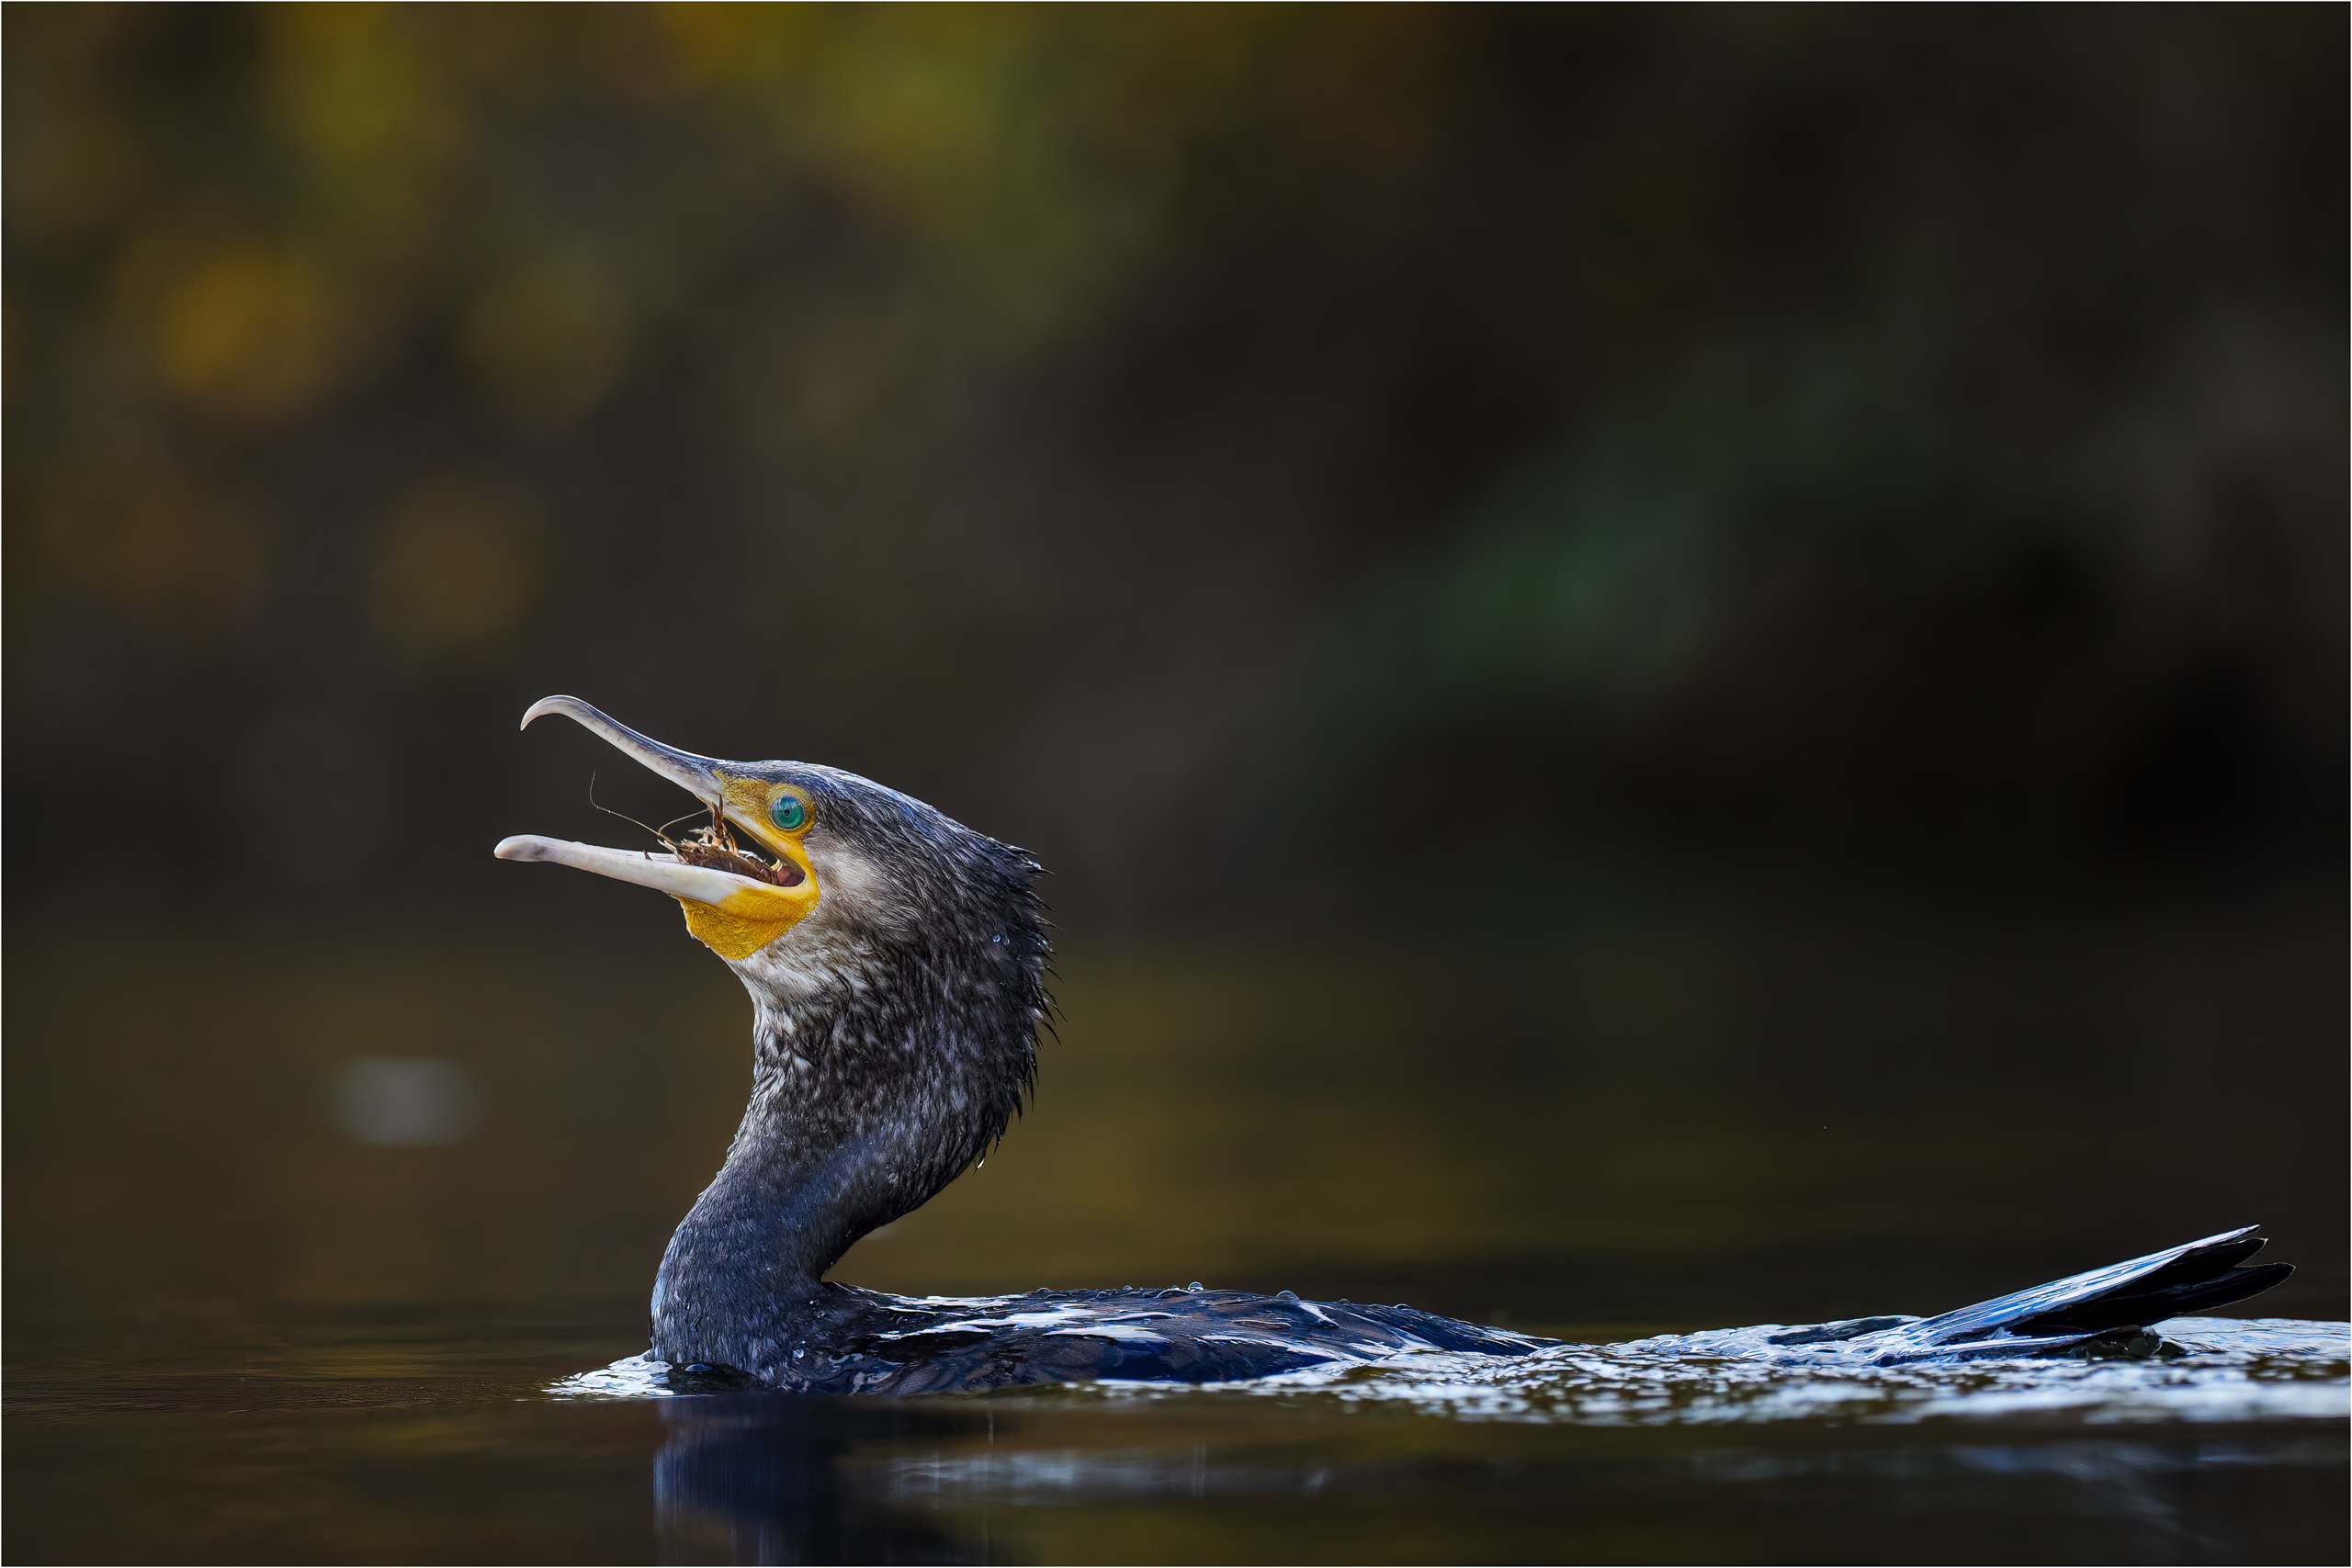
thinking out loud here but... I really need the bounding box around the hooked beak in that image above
[517,694,730,808]
[494,696,820,960]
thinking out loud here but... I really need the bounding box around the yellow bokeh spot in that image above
[367,470,547,661]
[266,3,455,231]
[41,477,273,643]
[153,246,336,420]
[458,243,630,434]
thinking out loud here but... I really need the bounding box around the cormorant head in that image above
[494,696,1046,985]
[500,697,1048,1284]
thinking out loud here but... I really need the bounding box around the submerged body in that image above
[497,698,2292,1394]
[651,1224,2293,1395]
[676,1284,1549,1395]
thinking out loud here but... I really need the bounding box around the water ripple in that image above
[552,1315,2347,1426]
[1202,1316,2350,1426]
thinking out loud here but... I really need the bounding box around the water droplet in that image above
[1186,1281,1204,1292]
[1278,1290,1299,1303]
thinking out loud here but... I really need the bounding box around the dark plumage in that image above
[640,761,1053,1382]
[497,698,2294,1393]
[672,1286,1549,1395]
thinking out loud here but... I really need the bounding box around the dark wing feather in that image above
[1860,1224,2292,1363]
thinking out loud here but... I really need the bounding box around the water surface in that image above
[9,1304,2344,1564]
[8,891,2345,1561]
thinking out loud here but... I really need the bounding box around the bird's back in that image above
[722,1285,1557,1395]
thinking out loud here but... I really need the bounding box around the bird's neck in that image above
[647,976,984,1373]
[661,1116,900,1292]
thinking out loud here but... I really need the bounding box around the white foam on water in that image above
[1176,1315,2351,1427]
[547,1315,2349,1426]
[548,1351,677,1400]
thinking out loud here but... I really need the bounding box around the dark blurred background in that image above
[6,5,2344,1333]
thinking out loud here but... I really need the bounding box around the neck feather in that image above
[648,936,1035,1375]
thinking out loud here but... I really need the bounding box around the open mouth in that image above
[494,696,822,959]
[655,802,804,889]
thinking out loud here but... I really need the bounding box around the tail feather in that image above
[2035,1261,2293,1329]
[1863,1225,2294,1362]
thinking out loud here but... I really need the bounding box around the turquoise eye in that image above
[770,795,808,832]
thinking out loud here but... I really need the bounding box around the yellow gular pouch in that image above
[676,878,820,961]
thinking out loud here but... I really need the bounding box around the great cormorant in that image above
[494,697,2293,1394]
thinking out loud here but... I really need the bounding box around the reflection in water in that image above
[654,1395,986,1566]
[619,1316,2346,1564]
[860,1430,2350,1560]
[641,1392,2350,1567]
[3,1302,2343,1565]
